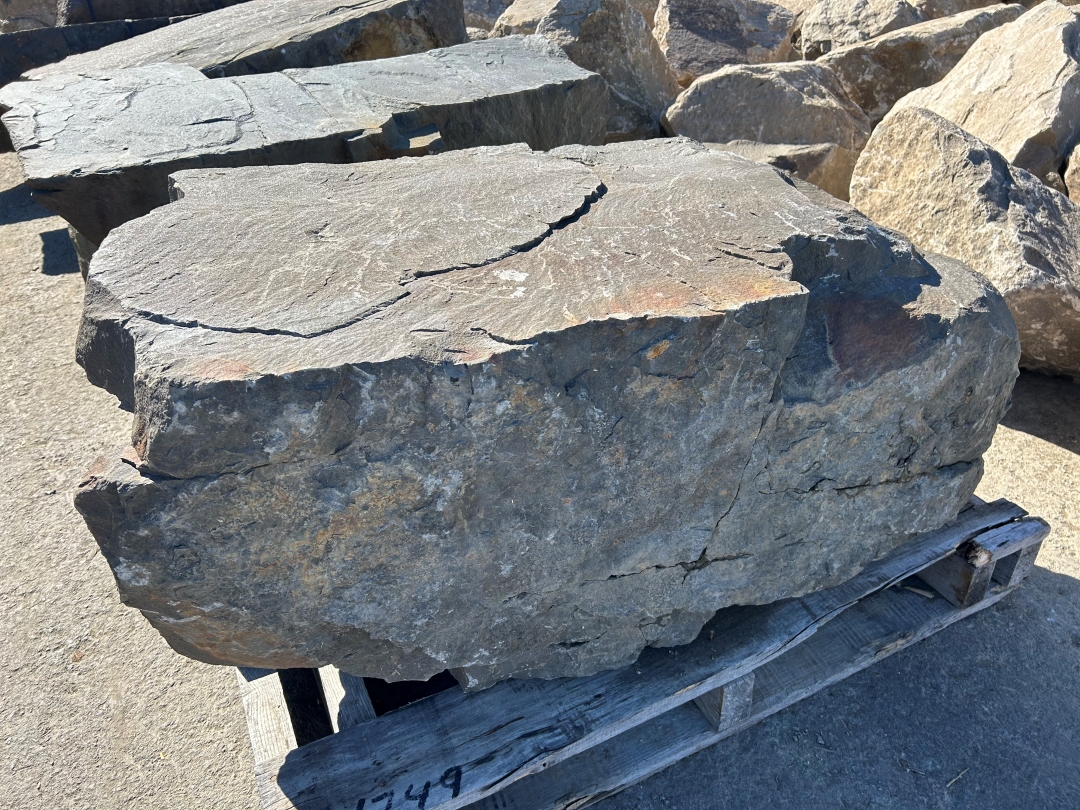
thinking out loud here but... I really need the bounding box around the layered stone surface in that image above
[652,0,795,86]
[707,139,857,200]
[800,0,925,58]
[0,36,608,245]
[75,139,1019,687]
[851,107,1080,377]
[663,62,871,155]
[56,0,250,25]
[22,0,467,80]
[492,0,680,139]
[893,1,1080,186]
[819,3,1023,125]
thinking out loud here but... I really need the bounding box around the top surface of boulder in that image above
[75,139,1017,685]
[893,1,1080,182]
[22,0,467,80]
[800,0,925,58]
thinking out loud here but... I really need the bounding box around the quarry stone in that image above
[663,62,871,153]
[851,107,1080,377]
[465,0,511,27]
[1,0,56,32]
[893,1,1080,185]
[0,36,608,246]
[800,0,924,58]
[74,139,1018,687]
[707,139,857,199]
[23,0,467,80]
[56,0,250,25]
[819,4,1024,125]
[652,0,796,86]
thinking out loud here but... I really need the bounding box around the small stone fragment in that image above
[663,62,870,155]
[851,106,1080,377]
[1,36,608,245]
[23,0,467,80]
[818,4,1024,125]
[74,139,1018,687]
[800,0,925,58]
[491,0,553,32]
[707,139,857,199]
[652,0,796,87]
[892,1,1080,184]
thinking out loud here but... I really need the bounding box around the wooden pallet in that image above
[236,498,1048,810]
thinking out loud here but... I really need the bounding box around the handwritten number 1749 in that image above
[355,765,463,810]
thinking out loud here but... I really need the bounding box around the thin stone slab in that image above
[0,36,608,245]
[74,139,1018,687]
[851,107,1080,378]
[819,4,1023,126]
[892,1,1080,187]
[22,0,467,81]
[57,0,251,25]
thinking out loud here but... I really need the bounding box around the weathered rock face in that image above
[910,0,1008,19]
[465,0,511,27]
[0,37,608,246]
[74,139,1018,688]
[1,0,56,32]
[819,4,1023,126]
[893,1,1080,186]
[492,0,679,139]
[851,107,1080,377]
[800,0,924,58]
[652,0,795,86]
[707,139,857,199]
[24,0,467,80]
[1065,142,1080,202]
[56,0,250,25]
[663,62,871,154]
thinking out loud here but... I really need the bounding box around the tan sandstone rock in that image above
[1,0,56,32]
[800,0,925,58]
[893,1,1080,185]
[851,107,1080,377]
[652,0,795,86]
[707,140,857,199]
[819,3,1023,125]
[663,62,870,157]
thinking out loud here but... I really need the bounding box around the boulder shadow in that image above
[40,228,80,276]
[0,183,51,225]
[1001,370,1080,455]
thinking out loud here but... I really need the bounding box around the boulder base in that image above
[75,140,1018,688]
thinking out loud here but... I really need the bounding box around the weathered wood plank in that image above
[319,666,377,732]
[991,540,1043,588]
[462,572,1022,810]
[255,501,1032,810]
[960,517,1049,567]
[916,553,995,608]
[692,671,755,733]
[237,668,297,765]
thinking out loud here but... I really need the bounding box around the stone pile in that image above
[75,140,1017,687]
[4,0,1075,686]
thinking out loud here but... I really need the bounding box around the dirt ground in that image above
[1,151,1077,810]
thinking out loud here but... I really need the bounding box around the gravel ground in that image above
[2,151,1077,810]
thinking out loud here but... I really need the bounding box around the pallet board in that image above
[236,499,1048,810]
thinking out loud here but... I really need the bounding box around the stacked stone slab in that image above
[851,107,1080,378]
[56,0,252,25]
[74,139,1019,688]
[0,36,608,246]
[23,0,467,80]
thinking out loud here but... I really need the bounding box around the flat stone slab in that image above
[0,36,608,244]
[74,139,1019,688]
[57,0,252,25]
[22,0,467,80]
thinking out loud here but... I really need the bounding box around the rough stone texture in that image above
[663,62,871,154]
[0,0,56,32]
[56,0,250,24]
[0,36,608,246]
[1065,142,1080,202]
[652,0,795,87]
[73,138,1017,688]
[819,4,1023,126]
[851,107,1080,378]
[491,0,679,139]
[24,0,467,80]
[465,0,511,27]
[707,139,857,199]
[893,1,1080,186]
[800,0,925,58]
[910,0,1007,18]
[0,16,180,89]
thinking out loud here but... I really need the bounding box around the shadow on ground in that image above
[596,565,1080,810]
[1001,371,1080,456]
[40,228,79,275]
[0,182,50,226]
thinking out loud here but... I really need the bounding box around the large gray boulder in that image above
[493,0,680,140]
[0,36,608,246]
[22,0,467,80]
[1,0,56,32]
[818,4,1024,126]
[851,107,1080,378]
[56,0,252,25]
[652,0,795,87]
[800,0,925,58]
[75,139,1018,688]
[892,1,1080,187]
